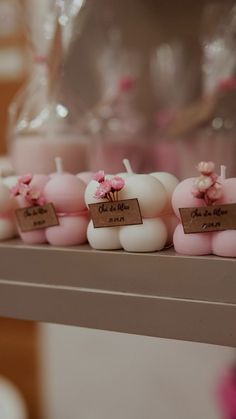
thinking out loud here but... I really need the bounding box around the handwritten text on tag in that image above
[89,199,143,228]
[180,203,236,234]
[16,203,59,232]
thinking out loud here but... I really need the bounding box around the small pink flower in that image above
[206,183,223,202]
[197,161,215,175]
[19,174,32,185]
[28,188,41,200]
[94,180,112,199]
[11,174,33,196]
[11,176,45,206]
[18,183,30,198]
[193,175,213,192]
[110,176,125,191]
[210,172,218,183]
[36,195,46,206]
[191,186,204,199]
[23,186,41,205]
[92,170,105,183]
[192,161,222,205]
[11,185,20,197]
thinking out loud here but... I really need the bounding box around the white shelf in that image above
[0,240,236,347]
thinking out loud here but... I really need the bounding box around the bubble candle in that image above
[44,158,89,246]
[86,159,179,252]
[172,162,236,257]
[12,174,49,244]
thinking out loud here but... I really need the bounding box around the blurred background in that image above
[0,0,236,418]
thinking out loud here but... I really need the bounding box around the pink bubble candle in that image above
[12,174,49,244]
[172,162,236,257]
[44,158,88,246]
[0,178,18,240]
[86,159,179,252]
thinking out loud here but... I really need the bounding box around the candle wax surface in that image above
[86,169,178,252]
[87,220,121,250]
[44,174,86,213]
[172,176,236,257]
[119,174,167,218]
[46,216,88,246]
[16,174,49,244]
[119,218,168,252]
[11,135,88,175]
[44,172,88,246]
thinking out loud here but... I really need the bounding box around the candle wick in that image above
[220,165,226,182]
[123,159,133,174]
[55,157,63,174]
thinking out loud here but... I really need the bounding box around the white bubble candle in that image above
[86,159,179,252]
[12,174,49,244]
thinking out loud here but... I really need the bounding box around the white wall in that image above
[39,325,234,419]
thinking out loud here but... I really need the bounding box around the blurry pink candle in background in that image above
[10,135,88,175]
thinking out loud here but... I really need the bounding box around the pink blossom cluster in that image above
[93,171,125,202]
[192,161,223,205]
[11,174,45,206]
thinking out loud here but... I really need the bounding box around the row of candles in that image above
[0,157,236,257]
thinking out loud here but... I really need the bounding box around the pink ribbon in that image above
[56,209,89,217]
[0,211,13,220]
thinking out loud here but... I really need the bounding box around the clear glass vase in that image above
[176,1,236,179]
[8,0,88,175]
[64,0,161,174]
[9,0,236,178]
[82,32,148,173]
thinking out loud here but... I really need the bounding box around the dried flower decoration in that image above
[192,161,223,205]
[11,175,45,206]
[93,172,125,202]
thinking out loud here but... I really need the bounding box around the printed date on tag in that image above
[89,198,143,228]
[16,203,59,232]
[180,203,236,234]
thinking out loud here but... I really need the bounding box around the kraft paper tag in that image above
[89,199,143,228]
[16,203,59,232]
[180,203,236,234]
